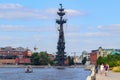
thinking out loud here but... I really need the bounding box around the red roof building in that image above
[0,47,32,64]
[90,50,99,65]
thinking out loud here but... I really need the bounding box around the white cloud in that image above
[0,3,84,20]
[45,8,57,14]
[0,24,120,53]
[0,24,82,34]
[66,32,110,38]
[45,8,86,16]
[97,24,120,37]
[65,9,85,16]
[0,3,23,9]
[0,36,13,41]
[0,25,56,32]
[97,24,120,31]
[0,8,48,20]
[0,3,49,20]
[83,32,110,37]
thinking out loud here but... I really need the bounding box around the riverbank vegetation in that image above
[97,54,120,72]
[97,54,120,67]
[30,52,53,65]
[30,52,74,66]
[112,66,120,72]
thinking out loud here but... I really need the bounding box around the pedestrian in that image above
[95,64,98,73]
[100,63,104,75]
[104,64,109,76]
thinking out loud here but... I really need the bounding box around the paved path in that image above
[96,71,120,80]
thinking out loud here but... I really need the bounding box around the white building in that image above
[81,51,90,65]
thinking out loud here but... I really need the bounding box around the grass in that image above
[112,66,120,72]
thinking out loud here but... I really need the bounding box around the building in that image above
[111,50,120,55]
[98,47,105,57]
[74,56,81,64]
[80,51,90,65]
[90,47,120,65]
[81,51,90,61]
[90,47,104,65]
[47,54,55,61]
[104,49,114,56]
[0,46,32,64]
[90,50,99,65]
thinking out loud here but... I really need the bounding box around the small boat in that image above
[25,70,33,73]
[56,66,65,69]
[25,66,33,73]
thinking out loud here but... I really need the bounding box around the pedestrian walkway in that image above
[96,70,120,80]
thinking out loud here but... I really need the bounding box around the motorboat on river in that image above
[25,66,33,73]
[55,66,65,69]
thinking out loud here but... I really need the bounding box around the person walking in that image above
[104,64,109,76]
[100,63,104,75]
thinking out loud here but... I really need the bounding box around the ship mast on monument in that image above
[56,4,67,66]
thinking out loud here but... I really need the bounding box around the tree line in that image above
[97,54,120,67]
[30,52,75,66]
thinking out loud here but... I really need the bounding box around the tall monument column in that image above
[56,4,67,66]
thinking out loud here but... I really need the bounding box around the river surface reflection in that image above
[0,67,90,80]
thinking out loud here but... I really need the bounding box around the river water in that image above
[0,67,90,80]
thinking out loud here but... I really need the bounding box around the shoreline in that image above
[0,64,85,68]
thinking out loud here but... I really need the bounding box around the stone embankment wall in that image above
[86,65,96,80]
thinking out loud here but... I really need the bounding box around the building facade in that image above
[90,50,99,65]
[90,47,120,65]
[81,51,90,61]
[0,46,32,64]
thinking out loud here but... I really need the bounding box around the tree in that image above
[68,56,74,65]
[97,56,107,65]
[39,51,49,65]
[30,52,40,65]
[97,54,120,67]
[82,57,87,65]
[30,51,51,65]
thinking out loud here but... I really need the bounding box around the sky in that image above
[0,0,120,56]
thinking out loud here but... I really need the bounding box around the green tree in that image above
[68,56,74,65]
[30,52,40,65]
[82,57,87,65]
[97,54,120,67]
[39,51,49,65]
[97,56,102,65]
[30,51,53,65]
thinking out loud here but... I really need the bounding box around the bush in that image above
[116,61,120,66]
[112,66,120,72]
[97,54,120,68]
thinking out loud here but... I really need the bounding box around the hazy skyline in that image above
[0,0,120,55]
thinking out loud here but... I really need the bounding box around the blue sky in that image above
[0,0,120,55]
